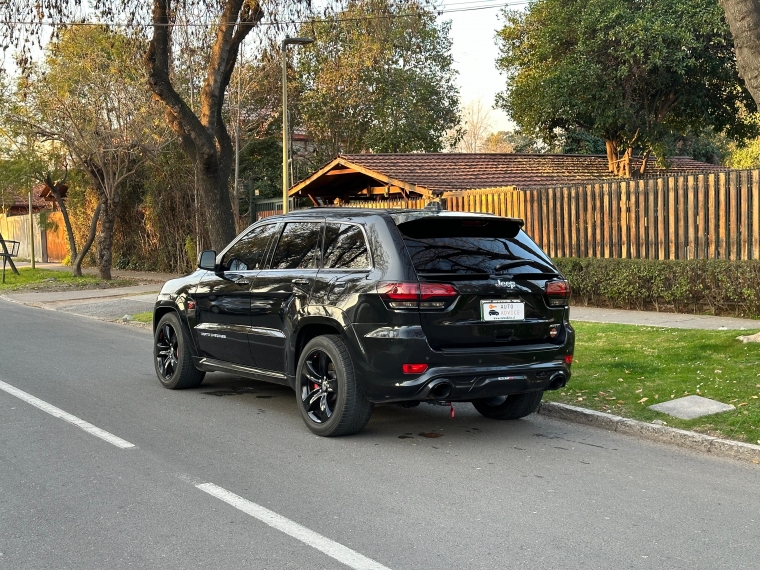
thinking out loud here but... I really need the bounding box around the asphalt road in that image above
[1,299,758,570]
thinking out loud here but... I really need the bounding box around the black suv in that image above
[152,206,574,436]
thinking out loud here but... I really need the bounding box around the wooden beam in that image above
[324,168,358,176]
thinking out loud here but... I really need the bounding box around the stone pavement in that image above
[571,306,760,330]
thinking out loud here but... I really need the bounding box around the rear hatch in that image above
[393,213,569,351]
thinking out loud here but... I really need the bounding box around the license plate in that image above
[481,300,525,321]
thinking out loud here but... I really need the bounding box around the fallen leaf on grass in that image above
[738,402,748,407]
[638,397,649,404]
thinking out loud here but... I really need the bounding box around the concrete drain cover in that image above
[648,395,735,420]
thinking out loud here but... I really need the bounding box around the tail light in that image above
[545,279,570,307]
[378,282,458,310]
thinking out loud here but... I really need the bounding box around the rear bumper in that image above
[346,323,574,403]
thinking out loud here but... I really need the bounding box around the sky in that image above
[445,2,521,132]
[0,2,520,134]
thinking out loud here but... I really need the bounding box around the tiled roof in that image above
[339,153,726,193]
[2,184,57,213]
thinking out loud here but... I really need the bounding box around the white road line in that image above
[0,379,135,449]
[196,482,393,570]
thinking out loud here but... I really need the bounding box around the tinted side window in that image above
[323,223,370,269]
[222,223,279,271]
[269,222,322,270]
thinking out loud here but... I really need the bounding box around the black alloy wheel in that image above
[153,312,205,389]
[300,349,338,424]
[295,335,373,436]
[156,322,179,381]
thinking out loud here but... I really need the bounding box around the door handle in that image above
[234,278,251,286]
[292,278,310,286]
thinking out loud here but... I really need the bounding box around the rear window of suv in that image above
[394,215,557,276]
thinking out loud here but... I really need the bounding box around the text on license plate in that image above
[482,300,525,321]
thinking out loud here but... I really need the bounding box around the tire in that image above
[472,391,544,420]
[153,312,205,390]
[295,335,373,436]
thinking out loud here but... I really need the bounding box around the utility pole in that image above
[28,188,35,269]
[281,36,314,214]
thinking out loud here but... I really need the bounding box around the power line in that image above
[0,1,528,29]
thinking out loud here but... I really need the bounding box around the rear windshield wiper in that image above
[493,259,557,274]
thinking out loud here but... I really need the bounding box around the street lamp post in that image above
[281,36,314,214]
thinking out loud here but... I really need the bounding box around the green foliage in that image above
[496,0,757,168]
[111,143,202,273]
[240,134,283,199]
[555,258,760,317]
[544,322,760,444]
[727,137,760,168]
[296,0,460,162]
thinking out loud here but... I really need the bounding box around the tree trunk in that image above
[145,0,262,252]
[73,201,101,278]
[197,159,236,250]
[720,0,760,109]
[605,139,618,174]
[97,198,117,280]
[48,187,78,271]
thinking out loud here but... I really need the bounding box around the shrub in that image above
[554,258,760,318]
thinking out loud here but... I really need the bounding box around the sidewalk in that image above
[571,306,760,330]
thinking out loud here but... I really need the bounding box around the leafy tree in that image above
[481,130,544,153]
[12,26,170,279]
[0,0,318,252]
[296,0,460,163]
[496,0,757,176]
[452,99,493,153]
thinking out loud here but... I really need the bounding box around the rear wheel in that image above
[296,335,373,436]
[154,312,205,389]
[472,391,543,420]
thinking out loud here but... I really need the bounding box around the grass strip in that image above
[544,322,760,444]
[0,268,133,291]
[131,311,153,323]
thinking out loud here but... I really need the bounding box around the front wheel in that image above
[295,335,373,436]
[472,391,543,420]
[154,312,205,390]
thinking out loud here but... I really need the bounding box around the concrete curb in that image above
[538,402,760,463]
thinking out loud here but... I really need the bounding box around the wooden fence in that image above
[479,170,760,260]
[0,210,68,262]
[341,169,760,261]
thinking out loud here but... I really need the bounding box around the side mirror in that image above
[198,250,217,271]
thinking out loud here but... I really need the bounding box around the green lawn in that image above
[545,322,760,444]
[131,311,153,323]
[0,268,132,291]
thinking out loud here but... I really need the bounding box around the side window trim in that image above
[259,222,283,270]
[321,221,373,270]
